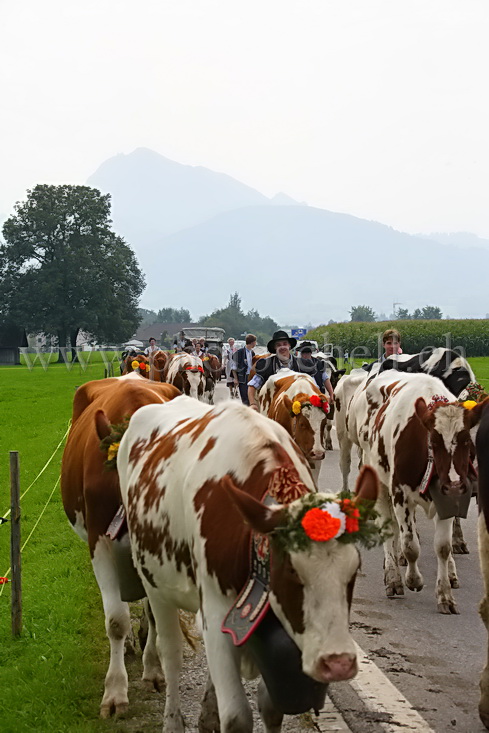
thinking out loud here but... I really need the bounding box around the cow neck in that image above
[419,435,435,495]
[221,464,309,646]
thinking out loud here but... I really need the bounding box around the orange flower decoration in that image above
[341,499,360,534]
[301,507,341,542]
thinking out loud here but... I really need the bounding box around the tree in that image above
[421,305,443,320]
[156,307,191,323]
[0,185,144,356]
[349,305,376,322]
[412,308,423,320]
[396,308,412,320]
[199,293,279,342]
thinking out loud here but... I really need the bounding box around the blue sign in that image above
[291,328,307,338]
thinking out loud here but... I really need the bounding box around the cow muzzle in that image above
[441,480,466,496]
[309,450,325,461]
[313,653,358,683]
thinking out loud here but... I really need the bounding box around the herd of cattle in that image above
[60,346,489,731]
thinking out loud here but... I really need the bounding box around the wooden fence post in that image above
[10,451,22,636]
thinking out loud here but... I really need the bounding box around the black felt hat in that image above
[298,341,313,353]
[267,330,297,353]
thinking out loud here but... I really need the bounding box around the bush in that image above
[308,319,489,357]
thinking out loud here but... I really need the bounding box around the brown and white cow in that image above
[122,352,150,378]
[117,396,380,733]
[60,373,181,717]
[202,353,221,403]
[476,399,489,728]
[163,352,206,400]
[148,349,168,382]
[348,371,483,614]
[258,369,330,482]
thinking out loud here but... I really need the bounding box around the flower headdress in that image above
[99,417,130,470]
[131,359,150,373]
[272,491,390,553]
[291,393,329,417]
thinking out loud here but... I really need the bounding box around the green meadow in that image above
[0,357,488,731]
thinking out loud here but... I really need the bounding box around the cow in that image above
[348,370,484,614]
[163,352,206,400]
[122,352,150,378]
[257,369,330,482]
[60,373,181,717]
[336,350,481,554]
[476,399,489,728]
[202,353,221,404]
[321,356,346,450]
[116,396,381,733]
[148,349,168,382]
[334,367,370,490]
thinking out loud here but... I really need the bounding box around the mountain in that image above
[86,149,489,323]
[87,147,272,246]
[142,205,489,323]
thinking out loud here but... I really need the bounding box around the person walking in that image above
[232,334,257,405]
[145,337,158,356]
[223,337,238,396]
[247,330,300,410]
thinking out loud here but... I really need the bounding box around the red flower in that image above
[301,507,341,542]
[322,401,330,414]
[340,499,360,534]
[310,394,322,407]
[0,577,9,585]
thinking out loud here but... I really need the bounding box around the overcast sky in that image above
[2,1,488,239]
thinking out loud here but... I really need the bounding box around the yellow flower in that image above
[145,364,150,372]
[107,442,120,461]
[292,400,302,415]
[463,400,478,410]
[131,360,139,370]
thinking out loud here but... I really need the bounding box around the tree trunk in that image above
[57,330,67,363]
[70,327,80,363]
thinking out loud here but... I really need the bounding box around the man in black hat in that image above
[232,333,257,404]
[248,330,301,410]
[296,342,334,401]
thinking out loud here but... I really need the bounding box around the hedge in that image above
[307,319,489,358]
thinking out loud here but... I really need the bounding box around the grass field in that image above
[0,357,488,731]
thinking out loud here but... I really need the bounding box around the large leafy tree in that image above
[0,185,145,352]
[349,305,376,322]
[199,292,279,343]
[156,306,192,323]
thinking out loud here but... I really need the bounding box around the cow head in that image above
[225,466,380,683]
[149,350,167,381]
[125,354,150,378]
[415,397,485,494]
[283,393,329,462]
[179,363,205,400]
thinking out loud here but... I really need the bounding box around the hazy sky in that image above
[2,1,488,238]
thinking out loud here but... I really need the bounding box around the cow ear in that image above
[338,369,346,377]
[95,409,111,440]
[353,465,379,503]
[283,395,293,413]
[415,397,428,422]
[466,397,489,428]
[222,476,286,534]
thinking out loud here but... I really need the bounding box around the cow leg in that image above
[392,495,424,593]
[325,420,333,451]
[91,537,130,718]
[377,487,404,597]
[478,514,489,729]
[201,603,252,733]
[141,598,165,691]
[257,678,284,733]
[337,430,353,491]
[452,516,470,554]
[150,599,185,733]
[433,515,458,614]
[448,553,459,588]
[198,675,221,733]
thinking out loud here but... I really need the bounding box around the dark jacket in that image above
[232,347,256,384]
[254,354,325,392]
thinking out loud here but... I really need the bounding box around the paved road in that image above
[214,381,488,733]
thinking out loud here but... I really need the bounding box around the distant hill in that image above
[88,147,276,246]
[142,205,489,323]
[86,149,489,323]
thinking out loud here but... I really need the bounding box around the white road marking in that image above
[347,642,436,732]
[317,696,353,731]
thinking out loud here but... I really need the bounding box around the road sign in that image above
[291,328,307,338]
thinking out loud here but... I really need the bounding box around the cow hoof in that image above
[405,576,424,593]
[386,583,404,598]
[450,577,460,589]
[437,601,459,615]
[100,699,129,718]
[143,671,165,692]
[452,542,470,555]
